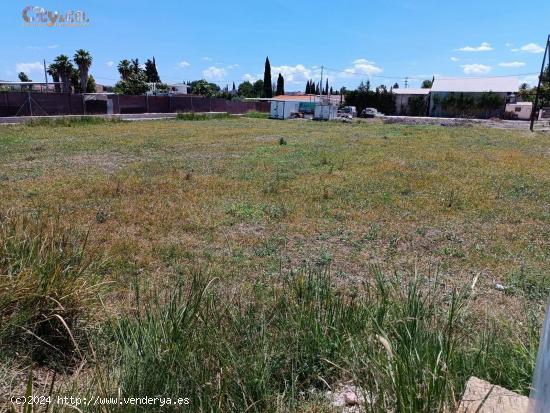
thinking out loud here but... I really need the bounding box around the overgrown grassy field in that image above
[1,117,549,411]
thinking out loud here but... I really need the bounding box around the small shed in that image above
[505,102,532,120]
[429,77,518,118]
[393,88,431,116]
[269,95,318,119]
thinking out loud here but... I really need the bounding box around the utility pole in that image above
[320,65,323,97]
[404,77,409,88]
[530,34,550,132]
[43,59,48,92]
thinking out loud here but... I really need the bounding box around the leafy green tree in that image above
[263,57,272,98]
[145,58,161,83]
[189,79,218,96]
[18,72,31,82]
[253,79,264,97]
[86,74,97,93]
[118,60,132,80]
[276,73,284,95]
[344,82,396,115]
[114,71,149,95]
[238,81,254,97]
[408,95,427,116]
[53,55,74,93]
[17,72,32,91]
[393,82,399,89]
[74,49,93,94]
[421,79,433,88]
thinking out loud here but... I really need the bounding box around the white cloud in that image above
[340,59,383,78]
[227,64,239,69]
[462,64,491,74]
[457,42,493,52]
[47,44,59,49]
[271,64,313,83]
[15,62,43,74]
[450,57,459,62]
[202,57,212,61]
[202,66,226,80]
[498,61,526,68]
[511,43,544,53]
[106,61,114,67]
[178,60,191,68]
[242,73,260,82]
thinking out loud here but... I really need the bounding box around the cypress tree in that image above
[263,57,272,98]
[325,79,329,95]
[232,81,236,91]
[330,86,333,95]
[305,80,310,94]
[276,73,285,95]
[144,57,160,83]
[315,82,320,95]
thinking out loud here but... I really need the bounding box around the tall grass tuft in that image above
[0,212,103,368]
[25,116,123,127]
[95,265,538,412]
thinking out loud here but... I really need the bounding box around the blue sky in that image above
[1,0,549,90]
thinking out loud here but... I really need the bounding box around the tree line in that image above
[16,50,96,94]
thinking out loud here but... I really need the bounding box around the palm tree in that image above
[130,58,140,74]
[118,59,131,80]
[47,63,61,92]
[53,55,74,93]
[73,49,93,94]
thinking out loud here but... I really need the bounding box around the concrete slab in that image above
[457,376,529,413]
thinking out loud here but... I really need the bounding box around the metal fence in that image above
[0,92,269,117]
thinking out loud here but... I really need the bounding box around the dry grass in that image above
[1,117,549,410]
[1,118,548,318]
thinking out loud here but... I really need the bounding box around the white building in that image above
[169,83,190,94]
[269,95,317,119]
[393,88,431,116]
[429,77,518,118]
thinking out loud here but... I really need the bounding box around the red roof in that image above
[272,94,318,102]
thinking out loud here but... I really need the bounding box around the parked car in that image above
[338,106,357,118]
[360,108,384,118]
